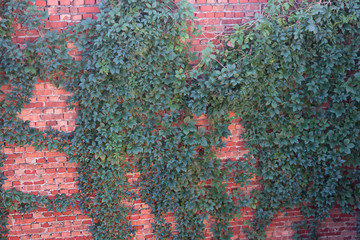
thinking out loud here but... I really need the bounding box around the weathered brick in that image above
[47,0,58,6]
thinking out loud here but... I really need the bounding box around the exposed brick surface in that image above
[1,0,358,239]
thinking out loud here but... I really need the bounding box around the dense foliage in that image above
[1,0,237,239]
[64,0,237,238]
[199,0,360,238]
[0,0,359,239]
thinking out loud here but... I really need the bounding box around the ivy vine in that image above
[1,0,359,239]
[199,0,360,238]
[64,0,237,238]
[0,0,80,238]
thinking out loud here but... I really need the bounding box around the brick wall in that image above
[2,81,93,240]
[1,0,358,239]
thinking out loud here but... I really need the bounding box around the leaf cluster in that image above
[199,0,360,238]
[63,0,240,238]
[1,0,359,239]
[0,1,75,238]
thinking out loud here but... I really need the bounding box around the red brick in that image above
[72,14,82,21]
[200,5,212,11]
[36,217,56,223]
[45,22,68,28]
[46,169,56,173]
[47,0,58,5]
[78,7,99,13]
[60,14,71,20]
[222,19,242,25]
[41,223,51,227]
[60,0,71,4]
[67,167,77,172]
[45,102,68,107]
[24,102,44,108]
[49,15,60,21]
[57,216,76,221]
[74,0,84,5]
[23,152,44,158]
[45,152,67,157]
[15,219,35,224]
[25,170,35,174]
[36,0,47,6]
[212,5,225,11]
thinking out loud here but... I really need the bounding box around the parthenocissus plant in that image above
[0,0,359,239]
[196,0,360,238]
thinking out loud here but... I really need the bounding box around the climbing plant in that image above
[1,0,359,239]
[1,0,238,239]
[0,0,78,238]
[63,0,237,238]
[197,0,360,238]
